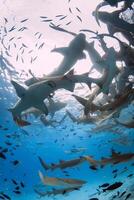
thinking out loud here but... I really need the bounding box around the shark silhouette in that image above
[93,6,134,32]
[49,33,86,76]
[49,24,118,75]
[9,71,76,119]
[38,171,86,187]
[9,80,53,118]
[85,41,106,74]
[9,70,93,121]
[93,9,134,45]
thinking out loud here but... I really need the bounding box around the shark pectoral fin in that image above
[34,102,48,116]
[51,47,69,56]
[11,80,27,98]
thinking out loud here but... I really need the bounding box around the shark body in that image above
[94,10,134,33]
[9,70,94,120]
[84,150,134,169]
[99,150,134,167]
[85,41,106,74]
[9,80,53,118]
[48,33,86,76]
[38,171,86,187]
[38,156,86,170]
[34,186,81,197]
[94,10,134,45]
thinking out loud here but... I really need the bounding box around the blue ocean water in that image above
[0,75,134,200]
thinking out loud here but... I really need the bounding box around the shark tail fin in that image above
[14,116,31,127]
[8,109,31,126]
[38,156,50,170]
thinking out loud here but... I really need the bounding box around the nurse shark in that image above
[9,70,93,123]
[47,33,86,76]
[25,33,86,86]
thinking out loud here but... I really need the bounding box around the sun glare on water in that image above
[1,0,106,79]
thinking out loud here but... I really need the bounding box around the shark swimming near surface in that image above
[9,80,53,119]
[25,32,86,85]
[93,9,134,45]
[84,41,106,74]
[48,33,86,76]
[93,6,134,32]
[50,25,106,74]
[49,24,119,75]
[9,71,75,121]
[9,70,94,123]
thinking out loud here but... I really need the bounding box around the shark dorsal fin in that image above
[11,80,27,98]
[51,47,68,56]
